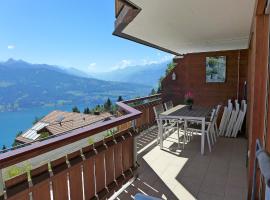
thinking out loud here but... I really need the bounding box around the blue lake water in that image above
[0,104,92,147]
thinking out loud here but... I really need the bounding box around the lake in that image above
[0,104,93,148]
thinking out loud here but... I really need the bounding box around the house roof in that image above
[16,110,112,143]
[114,0,256,55]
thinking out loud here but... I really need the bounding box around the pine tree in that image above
[72,106,80,113]
[117,96,123,102]
[83,107,90,114]
[104,98,112,111]
[150,88,156,95]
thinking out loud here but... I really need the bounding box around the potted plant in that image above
[184,91,194,110]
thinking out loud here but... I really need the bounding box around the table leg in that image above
[183,120,187,149]
[159,119,163,149]
[201,118,205,155]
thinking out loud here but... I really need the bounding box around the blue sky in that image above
[0,0,172,73]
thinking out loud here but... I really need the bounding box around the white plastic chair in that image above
[225,102,240,137]
[187,109,216,152]
[164,101,173,111]
[219,102,233,136]
[153,104,178,144]
[232,101,247,137]
[211,104,221,143]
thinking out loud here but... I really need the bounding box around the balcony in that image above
[117,128,247,200]
[0,94,249,200]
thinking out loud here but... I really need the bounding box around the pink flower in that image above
[184,91,193,100]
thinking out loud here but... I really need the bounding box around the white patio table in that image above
[159,104,212,155]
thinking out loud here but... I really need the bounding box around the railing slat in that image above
[31,181,50,200]
[31,164,50,200]
[95,152,106,194]
[82,157,95,200]
[6,190,29,200]
[52,172,68,200]
[69,164,83,200]
[122,136,133,172]
[67,151,83,200]
[105,147,115,185]
[114,143,123,179]
[51,157,69,200]
[5,173,29,199]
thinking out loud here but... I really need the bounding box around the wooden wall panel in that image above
[162,49,248,107]
[247,13,269,198]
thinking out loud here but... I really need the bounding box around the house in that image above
[15,110,112,144]
[0,1,269,200]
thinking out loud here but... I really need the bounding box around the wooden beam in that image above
[248,14,269,198]
[256,0,267,15]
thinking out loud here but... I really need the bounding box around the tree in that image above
[72,106,80,113]
[39,132,50,140]
[117,96,123,102]
[165,62,176,75]
[150,88,156,95]
[104,98,112,111]
[2,145,6,150]
[83,107,90,114]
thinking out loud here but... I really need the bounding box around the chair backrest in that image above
[210,109,216,122]
[225,102,240,137]
[164,101,173,111]
[219,103,233,136]
[212,105,221,125]
[153,104,165,120]
[215,105,221,118]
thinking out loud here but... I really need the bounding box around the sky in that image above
[0,0,173,73]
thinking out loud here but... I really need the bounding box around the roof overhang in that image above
[114,0,256,55]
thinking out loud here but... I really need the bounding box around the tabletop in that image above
[160,104,212,119]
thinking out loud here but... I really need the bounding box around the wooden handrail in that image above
[122,94,161,104]
[0,100,143,169]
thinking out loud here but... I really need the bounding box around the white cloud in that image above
[110,55,173,71]
[140,55,174,66]
[112,59,133,70]
[7,45,15,50]
[89,62,96,67]
[87,62,97,71]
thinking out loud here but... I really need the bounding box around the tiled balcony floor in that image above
[116,127,248,200]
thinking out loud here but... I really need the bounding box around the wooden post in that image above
[131,120,137,166]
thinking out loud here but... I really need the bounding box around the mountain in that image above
[0,59,151,112]
[93,62,169,87]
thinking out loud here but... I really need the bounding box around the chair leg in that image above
[212,127,217,143]
[210,128,214,146]
[177,123,180,149]
[206,131,212,152]
[183,123,187,149]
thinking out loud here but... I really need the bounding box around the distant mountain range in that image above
[92,62,169,87]
[0,59,152,112]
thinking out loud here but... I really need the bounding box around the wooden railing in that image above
[123,94,162,131]
[0,94,161,200]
